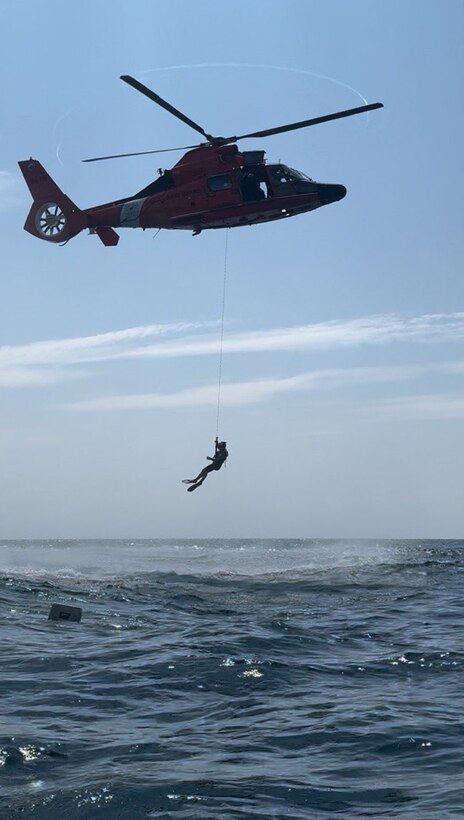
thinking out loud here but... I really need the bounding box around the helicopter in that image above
[18,75,383,247]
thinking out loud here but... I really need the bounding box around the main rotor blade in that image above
[121,75,211,140]
[82,144,201,162]
[227,102,384,142]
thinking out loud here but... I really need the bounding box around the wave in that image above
[0,538,416,584]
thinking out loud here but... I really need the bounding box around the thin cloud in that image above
[0,367,87,388]
[68,362,463,412]
[103,313,464,361]
[2,313,464,392]
[0,322,212,369]
[370,393,464,421]
[1,313,464,384]
[70,374,309,411]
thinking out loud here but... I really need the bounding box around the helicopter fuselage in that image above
[88,144,346,236]
[19,75,381,246]
[18,145,346,247]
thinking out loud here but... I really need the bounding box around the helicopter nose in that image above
[318,184,347,204]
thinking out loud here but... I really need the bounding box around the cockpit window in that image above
[285,167,313,182]
[270,166,288,184]
[207,174,233,191]
[269,166,313,186]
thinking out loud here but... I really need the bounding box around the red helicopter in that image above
[18,75,383,247]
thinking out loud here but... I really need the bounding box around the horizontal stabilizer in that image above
[95,226,120,246]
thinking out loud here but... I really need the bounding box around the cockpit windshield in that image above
[267,164,316,196]
[284,166,313,182]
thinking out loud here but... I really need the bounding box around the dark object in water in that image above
[48,604,82,622]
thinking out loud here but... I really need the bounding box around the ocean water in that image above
[1,539,463,819]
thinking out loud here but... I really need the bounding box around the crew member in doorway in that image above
[183,438,228,492]
[241,171,265,202]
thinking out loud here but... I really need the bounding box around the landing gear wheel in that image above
[35,202,67,239]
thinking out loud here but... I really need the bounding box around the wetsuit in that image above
[183,441,228,491]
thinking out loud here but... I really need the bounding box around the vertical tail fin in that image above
[18,159,88,243]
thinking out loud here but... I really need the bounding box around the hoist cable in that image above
[215,229,229,437]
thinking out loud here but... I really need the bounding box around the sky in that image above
[1,0,463,538]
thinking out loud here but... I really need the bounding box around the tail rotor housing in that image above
[18,159,88,243]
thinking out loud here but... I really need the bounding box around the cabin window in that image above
[207,174,233,192]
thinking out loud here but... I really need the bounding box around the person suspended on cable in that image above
[183,438,228,492]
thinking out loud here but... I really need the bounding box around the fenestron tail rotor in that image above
[82,74,383,162]
[35,202,67,237]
